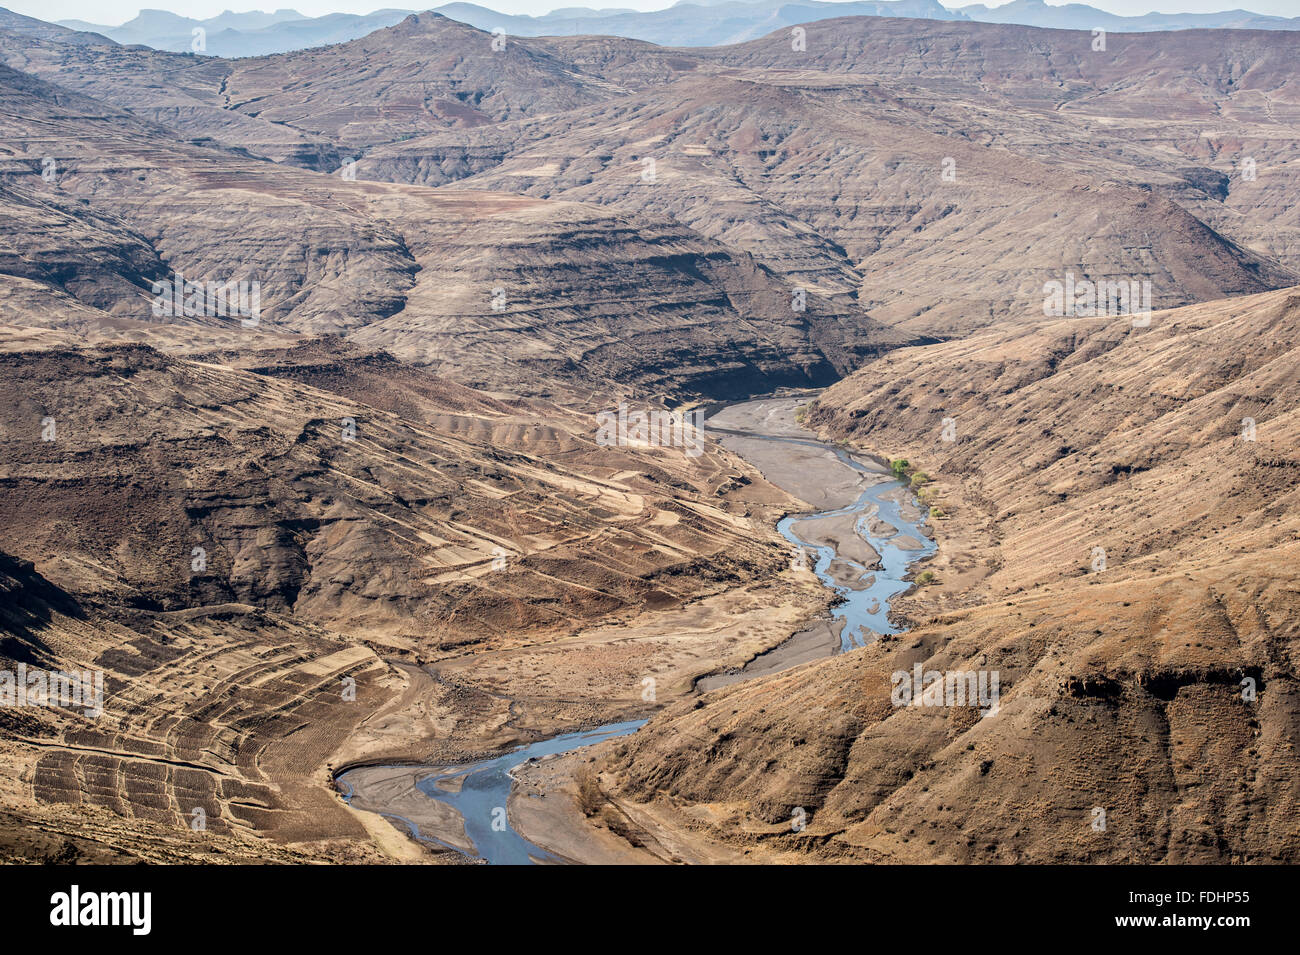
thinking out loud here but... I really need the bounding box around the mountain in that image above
[431,0,962,46]
[58,8,417,58]
[0,323,821,859]
[58,7,309,44]
[957,0,1300,33]
[599,285,1300,862]
[47,1,1300,58]
[0,42,829,846]
[362,15,1300,335]
[53,3,963,54]
[0,55,877,396]
[0,6,113,44]
[5,13,1297,343]
[2,6,1299,866]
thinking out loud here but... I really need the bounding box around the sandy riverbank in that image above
[707,397,891,510]
[337,394,941,864]
[690,397,900,690]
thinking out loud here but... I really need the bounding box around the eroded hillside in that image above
[0,8,1297,866]
[4,13,1299,339]
[598,289,1300,862]
[0,332,820,861]
[0,61,878,397]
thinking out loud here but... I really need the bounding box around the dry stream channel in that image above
[337,396,936,863]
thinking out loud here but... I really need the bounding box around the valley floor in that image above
[336,392,963,863]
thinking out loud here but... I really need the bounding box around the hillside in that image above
[4,14,1298,337]
[0,329,820,860]
[599,288,1300,862]
[0,61,878,397]
[0,7,1297,867]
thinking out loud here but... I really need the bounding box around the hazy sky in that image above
[10,0,1299,28]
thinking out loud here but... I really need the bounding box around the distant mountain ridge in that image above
[956,0,1300,32]
[48,1,1300,57]
[434,0,960,48]
[54,7,415,56]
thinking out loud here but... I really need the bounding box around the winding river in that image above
[336,395,935,864]
[338,720,646,865]
[779,448,936,650]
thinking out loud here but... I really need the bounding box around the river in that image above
[335,395,936,864]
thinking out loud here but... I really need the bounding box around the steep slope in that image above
[0,62,871,397]
[701,16,1300,119]
[0,544,404,863]
[0,13,619,162]
[598,288,1300,863]
[0,7,114,46]
[0,328,817,861]
[809,288,1300,593]
[5,14,1299,339]
[2,9,1299,865]
[217,13,617,153]
[371,71,1293,335]
[548,19,1300,283]
[0,338,786,648]
[0,12,336,168]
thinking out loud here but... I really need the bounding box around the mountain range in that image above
[1,5,1298,864]
[51,1,1300,57]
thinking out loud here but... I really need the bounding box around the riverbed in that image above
[335,394,936,864]
[338,720,645,864]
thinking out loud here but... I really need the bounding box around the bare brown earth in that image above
[0,60,874,399]
[0,328,828,862]
[2,14,1299,342]
[1,10,1298,864]
[365,19,1300,336]
[0,41,849,858]
[597,288,1300,863]
[0,546,403,863]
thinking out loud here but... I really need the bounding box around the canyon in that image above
[0,7,1296,865]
